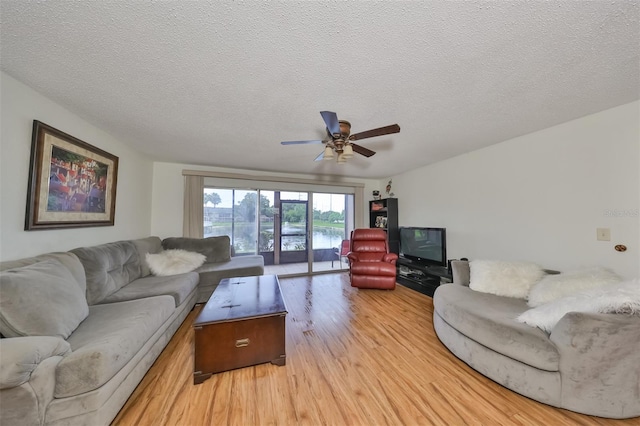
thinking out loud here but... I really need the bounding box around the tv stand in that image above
[396,258,452,297]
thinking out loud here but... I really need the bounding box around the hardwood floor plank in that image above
[114,274,638,425]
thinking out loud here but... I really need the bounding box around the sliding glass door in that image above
[204,187,354,276]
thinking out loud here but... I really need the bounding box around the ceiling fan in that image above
[281,111,400,163]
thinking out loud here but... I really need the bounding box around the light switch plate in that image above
[597,228,611,241]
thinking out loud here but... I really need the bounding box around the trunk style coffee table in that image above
[193,274,287,384]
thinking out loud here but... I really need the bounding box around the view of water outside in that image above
[204,188,349,254]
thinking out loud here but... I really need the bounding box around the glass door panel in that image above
[280,200,308,265]
[203,188,258,255]
[258,190,275,266]
[231,190,258,254]
[312,193,354,272]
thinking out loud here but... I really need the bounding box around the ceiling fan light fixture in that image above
[343,144,354,158]
[281,111,400,162]
[323,146,334,160]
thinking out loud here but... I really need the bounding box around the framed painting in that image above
[25,120,119,230]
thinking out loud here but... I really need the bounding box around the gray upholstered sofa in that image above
[0,237,200,425]
[0,235,264,425]
[162,236,264,303]
[433,260,640,419]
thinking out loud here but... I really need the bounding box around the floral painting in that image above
[25,121,118,230]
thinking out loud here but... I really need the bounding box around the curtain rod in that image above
[182,169,365,188]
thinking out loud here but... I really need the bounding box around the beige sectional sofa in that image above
[0,235,264,425]
[433,260,640,419]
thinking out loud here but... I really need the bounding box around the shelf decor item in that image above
[371,201,384,211]
[25,120,119,230]
[385,179,395,198]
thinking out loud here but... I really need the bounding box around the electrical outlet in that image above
[597,228,611,241]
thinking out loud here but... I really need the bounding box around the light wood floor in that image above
[114,274,636,425]
[264,260,349,276]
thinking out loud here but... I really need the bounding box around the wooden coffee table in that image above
[193,274,287,384]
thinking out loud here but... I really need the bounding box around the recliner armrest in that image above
[382,253,399,264]
[347,253,360,263]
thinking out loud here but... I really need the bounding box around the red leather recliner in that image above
[347,228,399,290]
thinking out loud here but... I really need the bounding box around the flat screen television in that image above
[399,227,447,267]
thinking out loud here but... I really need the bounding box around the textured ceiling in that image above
[1,1,638,179]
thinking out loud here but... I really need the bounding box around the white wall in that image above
[391,101,640,279]
[0,72,154,261]
[150,162,380,239]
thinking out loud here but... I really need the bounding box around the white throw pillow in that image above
[517,279,640,333]
[146,249,206,276]
[469,260,544,299]
[527,267,622,307]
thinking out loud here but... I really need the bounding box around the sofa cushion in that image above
[71,241,142,305]
[99,272,199,307]
[527,267,622,307]
[146,250,206,276]
[193,255,264,303]
[434,284,560,372]
[0,259,89,339]
[469,260,544,299]
[131,237,163,277]
[196,255,264,285]
[162,236,231,263]
[55,296,174,398]
[0,252,87,295]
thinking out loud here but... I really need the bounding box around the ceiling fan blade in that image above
[320,111,340,136]
[349,124,400,141]
[281,140,323,145]
[314,151,325,161]
[351,143,376,158]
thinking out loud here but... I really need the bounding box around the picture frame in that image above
[25,120,119,230]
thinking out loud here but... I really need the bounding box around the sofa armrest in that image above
[0,336,70,389]
[450,260,470,286]
[550,312,640,418]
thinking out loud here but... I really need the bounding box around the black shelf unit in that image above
[369,198,399,254]
[396,257,452,297]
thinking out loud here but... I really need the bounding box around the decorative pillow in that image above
[517,279,640,333]
[146,250,206,276]
[469,260,544,299]
[0,259,89,339]
[527,267,622,307]
[162,236,231,263]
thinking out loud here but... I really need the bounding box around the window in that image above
[204,188,259,254]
